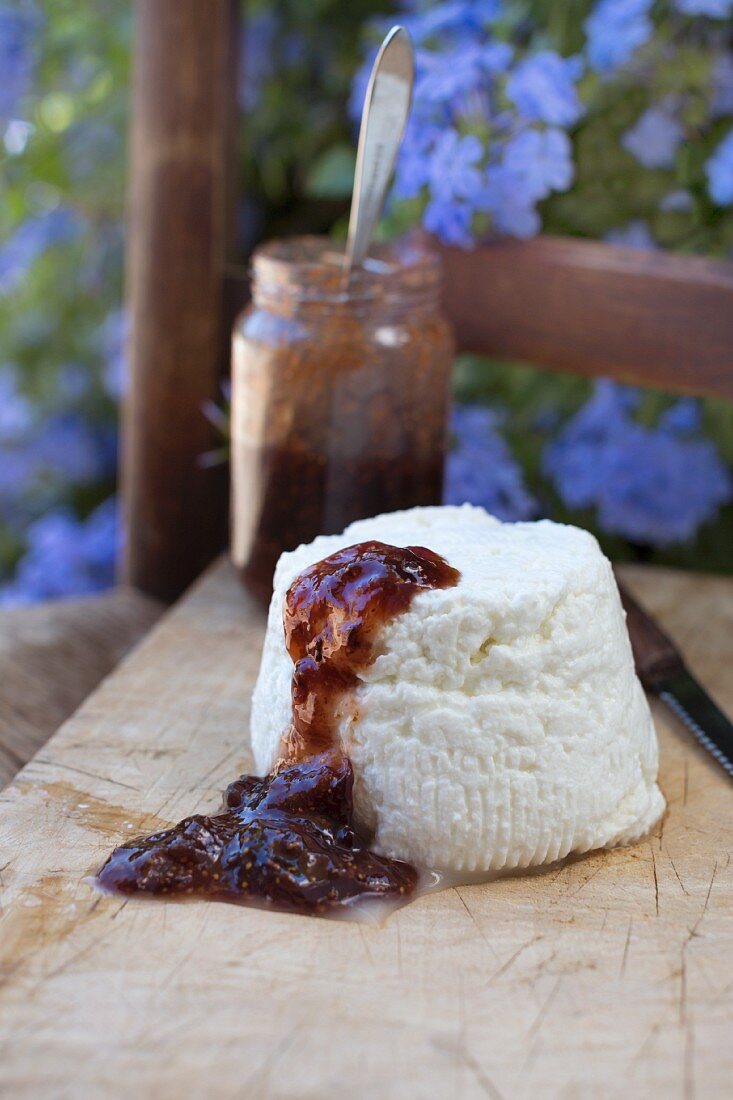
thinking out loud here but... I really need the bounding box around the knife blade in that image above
[617,578,733,778]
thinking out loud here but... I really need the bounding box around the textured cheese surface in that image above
[250,506,665,873]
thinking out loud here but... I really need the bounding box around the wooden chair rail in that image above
[224,238,733,401]
[439,236,733,401]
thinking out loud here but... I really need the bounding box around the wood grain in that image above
[1,560,731,1099]
[0,588,161,790]
[121,0,239,602]
[439,236,733,400]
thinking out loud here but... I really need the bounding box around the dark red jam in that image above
[97,541,459,917]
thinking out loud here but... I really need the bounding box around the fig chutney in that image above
[97,541,460,917]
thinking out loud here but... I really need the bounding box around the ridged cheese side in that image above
[250,506,664,873]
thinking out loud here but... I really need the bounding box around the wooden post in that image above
[122,0,240,602]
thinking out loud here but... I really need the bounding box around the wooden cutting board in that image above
[1,561,731,1099]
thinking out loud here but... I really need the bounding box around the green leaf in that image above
[304,143,356,200]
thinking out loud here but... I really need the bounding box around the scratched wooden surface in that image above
[0,588,162,789]
[0,560,731,1100]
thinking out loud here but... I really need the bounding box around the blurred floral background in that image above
[1,0,732,606]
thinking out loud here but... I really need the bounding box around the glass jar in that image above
[231,234,454,599]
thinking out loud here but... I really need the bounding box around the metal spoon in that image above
[343,25,415,278]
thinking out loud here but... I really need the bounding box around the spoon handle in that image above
[344,26,414,277]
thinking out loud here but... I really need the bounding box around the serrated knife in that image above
[617,579,733,778]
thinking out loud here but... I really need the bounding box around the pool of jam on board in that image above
[97,541,460,917]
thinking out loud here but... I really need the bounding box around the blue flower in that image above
[674,0,733,14]
[0,2,40,120]
[415,48,481,106]
[56,364,91,404]
[711,53,733,118]
[658,398,700,434]
[622,105,684,169]
[0,448,39,524]
[500,127,574,200]
[349,45,377,123]
[0,511,87,603]
[33,413,116,485]
[78,496,120,575]
[0,208,84,296]
[0,496,119,605]
[659,189,693,213]
[0,408,116,541]
[422,202,473,247]
[543,381,733,546]
[402,1,502,45]
[393,122,440,200]
[497,127,572,202]
[706,129,733,205]
[584,0,653,74]
[604,219,657,249]
[4,118,33,155]
[416,40,513,105]
[477,129,574,238]
[0,365,33,441]
[238,10,278,111]
[444,405,538,520]
[65,120,120,183]
[421,129,486,244]
[506,51,584,128]
[428,129,484,203]
[424,199,474,246]
[354,4,583,243]
[480,173,540,238]
[99,307,128,399]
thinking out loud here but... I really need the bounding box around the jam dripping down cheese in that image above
[97,542,459,916]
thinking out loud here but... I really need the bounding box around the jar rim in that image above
[251,232,442,305]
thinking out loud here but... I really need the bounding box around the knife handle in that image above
[616,579,686,690]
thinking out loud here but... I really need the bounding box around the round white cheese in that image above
[250,505,665,874]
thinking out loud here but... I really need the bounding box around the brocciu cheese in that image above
[250,505,665,874]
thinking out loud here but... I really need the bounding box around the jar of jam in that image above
[230,234,454,599]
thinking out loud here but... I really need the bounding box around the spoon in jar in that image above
[343,25,415,280]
